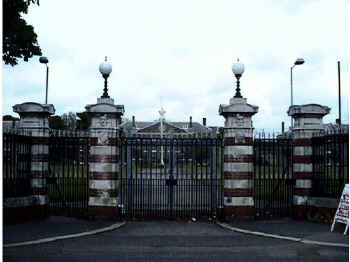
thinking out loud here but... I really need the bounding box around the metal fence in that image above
[48,130,90,217]
[3,130,32,199]
[253,133,294,219]
[119,134,223,220]
[312,129,349,198]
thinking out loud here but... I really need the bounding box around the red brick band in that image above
[89,155,119,163]
[294,188,312,196]
[294,139,312,146]
[89,189,118,197]
[224,137,253,146]
[31,171,49,177]
[224,188,252,197]
[90,138,119,146]
[294,156,312,164]
[31,154,49,162]
[224,172,253,179]
[293,205,308,219]
[31,137,49,145]
[32,188,47,195]
[88,206,118,219]
[90,172,119,180]
[294,172,313,179]
[224,206,254,220]
[224,155,253,163]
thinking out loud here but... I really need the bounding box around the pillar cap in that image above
[219,97,258,117]
[13,102,55,116]
[288,104,330,118]
[85,103,124,115]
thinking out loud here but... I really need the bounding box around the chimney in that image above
[132,116,136,128]
[189,116,192,128]
[282,121,285,135]
[203,117,206,126]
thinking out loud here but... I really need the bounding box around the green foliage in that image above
[3,115,20,121]
[76,112,91,130]
[49,115,65,130]
[3,0,42,66]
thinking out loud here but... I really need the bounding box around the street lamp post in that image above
[232,58,245,98]
[99,56,112,98]
[290,58,305,127]
[39,56,49,104]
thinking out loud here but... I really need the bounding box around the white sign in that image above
[331,184,349,235]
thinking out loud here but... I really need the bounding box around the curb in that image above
[4,221,126,248]
[216,222,349,248]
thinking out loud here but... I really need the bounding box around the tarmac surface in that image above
[3,217,349,262]
[228,217,349,245]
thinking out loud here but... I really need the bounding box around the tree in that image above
[49,115,64,130]
[3,115,20,121]
[3,0,42,66]
[76,112,91,130]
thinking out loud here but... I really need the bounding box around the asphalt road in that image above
[4,221,348,262]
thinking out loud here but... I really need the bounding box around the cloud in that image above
[3,0,349,133]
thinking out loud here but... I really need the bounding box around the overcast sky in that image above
[2,0,349,132]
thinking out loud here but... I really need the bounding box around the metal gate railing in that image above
[3,130,32,199]
[119,135,223,220]
[48,130,90,217]
[312,129,349,198]
[253,134,294,219]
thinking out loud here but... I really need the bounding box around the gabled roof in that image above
[120,119,212,134]
[137,121,188,133]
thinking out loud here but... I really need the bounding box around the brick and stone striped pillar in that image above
[12,102,55,219]
[86,97,124,219]
[288,104,330,219]
[219,97,258,220]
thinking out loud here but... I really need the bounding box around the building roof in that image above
[120,119,212,135]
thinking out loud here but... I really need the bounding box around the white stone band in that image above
[293,195,308,205]
[224,179,251,189]
[224,197,254,206]
[89,163,120,173]
[89,196,118,206]
[224,145,253,155]
[293,163,312,172]
[295,179,312,189]
[31,178,46,188]
[224,163,252,172]
[31,145,49,154]
[90,180,119,190]
[4,195,48,207]
[90,146,118,156]
[224,129,253,138]
[294,146,312,156]
[31,162,48,171]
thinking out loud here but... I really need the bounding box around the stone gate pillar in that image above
[219,97,258,220]
[288,104,330,219]
[12,102,55,219]
[86,97,124,219]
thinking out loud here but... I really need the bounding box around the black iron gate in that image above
[120,136,223,220]
[253,135,294,219]
[48,130,90,217]
[3,130,32,199]
[312,130,349,198]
